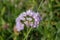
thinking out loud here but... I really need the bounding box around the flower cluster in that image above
[15,10,41,31]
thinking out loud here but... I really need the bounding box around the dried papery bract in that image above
[13,25,20,37]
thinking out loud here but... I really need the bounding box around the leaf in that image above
[1,7,5,16]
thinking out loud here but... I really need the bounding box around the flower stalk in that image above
[23,27,32,40]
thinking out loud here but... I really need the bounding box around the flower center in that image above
[20,15,35,27]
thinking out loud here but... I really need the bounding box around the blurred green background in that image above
[0,0,60,40]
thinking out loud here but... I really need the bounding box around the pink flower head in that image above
[15,10,41,31]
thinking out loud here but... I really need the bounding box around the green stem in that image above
[13,32,19,40]
[37,0,43,12]
[23,28,32,40]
